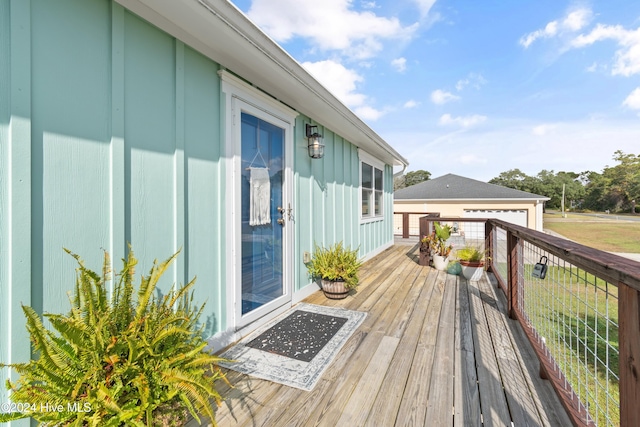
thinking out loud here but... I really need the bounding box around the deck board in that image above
[454,278,481,427]
[477,275,542,426]
[365,265,433,426]
[425,273,457,425]
[196,244,573,427]
[467,272,512,427]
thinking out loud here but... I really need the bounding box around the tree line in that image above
[394,150,640,214]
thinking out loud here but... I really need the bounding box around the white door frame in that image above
[220,71,298,333]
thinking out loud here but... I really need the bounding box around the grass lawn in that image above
[523,264,619,426]
[544,213,640,253]
[494,214,635,425]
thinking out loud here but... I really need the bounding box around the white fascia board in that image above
[395,198,551,202]
[115,0,408,168]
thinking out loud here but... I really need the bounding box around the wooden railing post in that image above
[418,216,430,266]
[507,230,519,320]
[484,220,493,273]
[402,213,410,238]
[619,284,640,427]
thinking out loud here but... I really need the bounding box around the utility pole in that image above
[561,184,566,218]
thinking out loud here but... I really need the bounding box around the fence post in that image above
[418,216,430,266]
[507,231,519,320]
[619,284,640,427]
[402,213,410,238]
[484,220,493,273]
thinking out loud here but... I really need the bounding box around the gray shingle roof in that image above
[394,173,549,200]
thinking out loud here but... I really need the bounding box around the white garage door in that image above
[463,209,528,239]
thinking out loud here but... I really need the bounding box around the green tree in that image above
[394,169,431,190]
[583,151,640,212]
[582,171,608,211]
[536,170,585,210]
[490,169,586,210]
[606,151,640,212]
[489,169,539,193]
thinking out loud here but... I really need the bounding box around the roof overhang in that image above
[115,0,408,168]
[395,198,551,202]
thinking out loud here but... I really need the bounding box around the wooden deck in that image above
[206,244,572,426]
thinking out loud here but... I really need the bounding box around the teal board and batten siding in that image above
[359,163,395,255]
[0,0,396,413]
[0,0,227,411]
[294,121,395,294]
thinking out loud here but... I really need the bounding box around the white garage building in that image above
[394,174,549,237]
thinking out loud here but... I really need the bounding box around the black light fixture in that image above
[306,124,324,159]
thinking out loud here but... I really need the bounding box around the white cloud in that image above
[385,118,640,182]
[361,1,378,9]
[247,0,417,60]
[586,62,599,72]
[459,154,487,165]
[455,73,487,91]
[391,57,407,72]
[623,87,640,110]
[563,8,592,31]
[520,7,592,48]
[302,60,389,120]
[571,24,640,77]
[520,22,559,48]
[354,105,385,121]
[404,100,420,109]
[532,123,557,135]
[431,89,460,105]
[412,0,437,19]
[439,113,487,128]
[302,60,366,107]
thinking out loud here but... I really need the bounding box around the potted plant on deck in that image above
[421,222,453,271]
[306,242,362,299]
[456,245,488,281]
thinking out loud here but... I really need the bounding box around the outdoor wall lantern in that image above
[306,124,324,159]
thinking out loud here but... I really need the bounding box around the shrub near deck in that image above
[0,249,229,427]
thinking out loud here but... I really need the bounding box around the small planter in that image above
[306,242,361,299]
[460,260,484,281]
[321,279,349,300]
[432,255,450,271]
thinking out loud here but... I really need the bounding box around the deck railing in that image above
[418,217,640,427]
[393,212,439,238]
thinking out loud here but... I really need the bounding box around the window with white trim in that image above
[360,152,384,220]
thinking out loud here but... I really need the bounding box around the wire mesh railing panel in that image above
[493,226,508,292]
[520,241,620,427]
[432,220,486,252]
[407,215,422,236]
[393,213,404,235]
[393,213,434,237]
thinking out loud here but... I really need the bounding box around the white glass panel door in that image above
[239,111,289,323]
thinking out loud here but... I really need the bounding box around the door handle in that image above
[277,206,286,226]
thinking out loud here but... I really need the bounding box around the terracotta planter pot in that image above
[459,260,484,281]
[321,279,349,300]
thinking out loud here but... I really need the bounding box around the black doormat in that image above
[246,310,348,362]
[218,303,367,390]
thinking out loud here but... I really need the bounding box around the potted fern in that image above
[0,248,229,427]
[306,242,362,299]
[457,245,488,281]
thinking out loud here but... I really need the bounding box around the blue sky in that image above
[229,0,640,181]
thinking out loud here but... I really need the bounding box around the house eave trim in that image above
[115,0,408,168]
